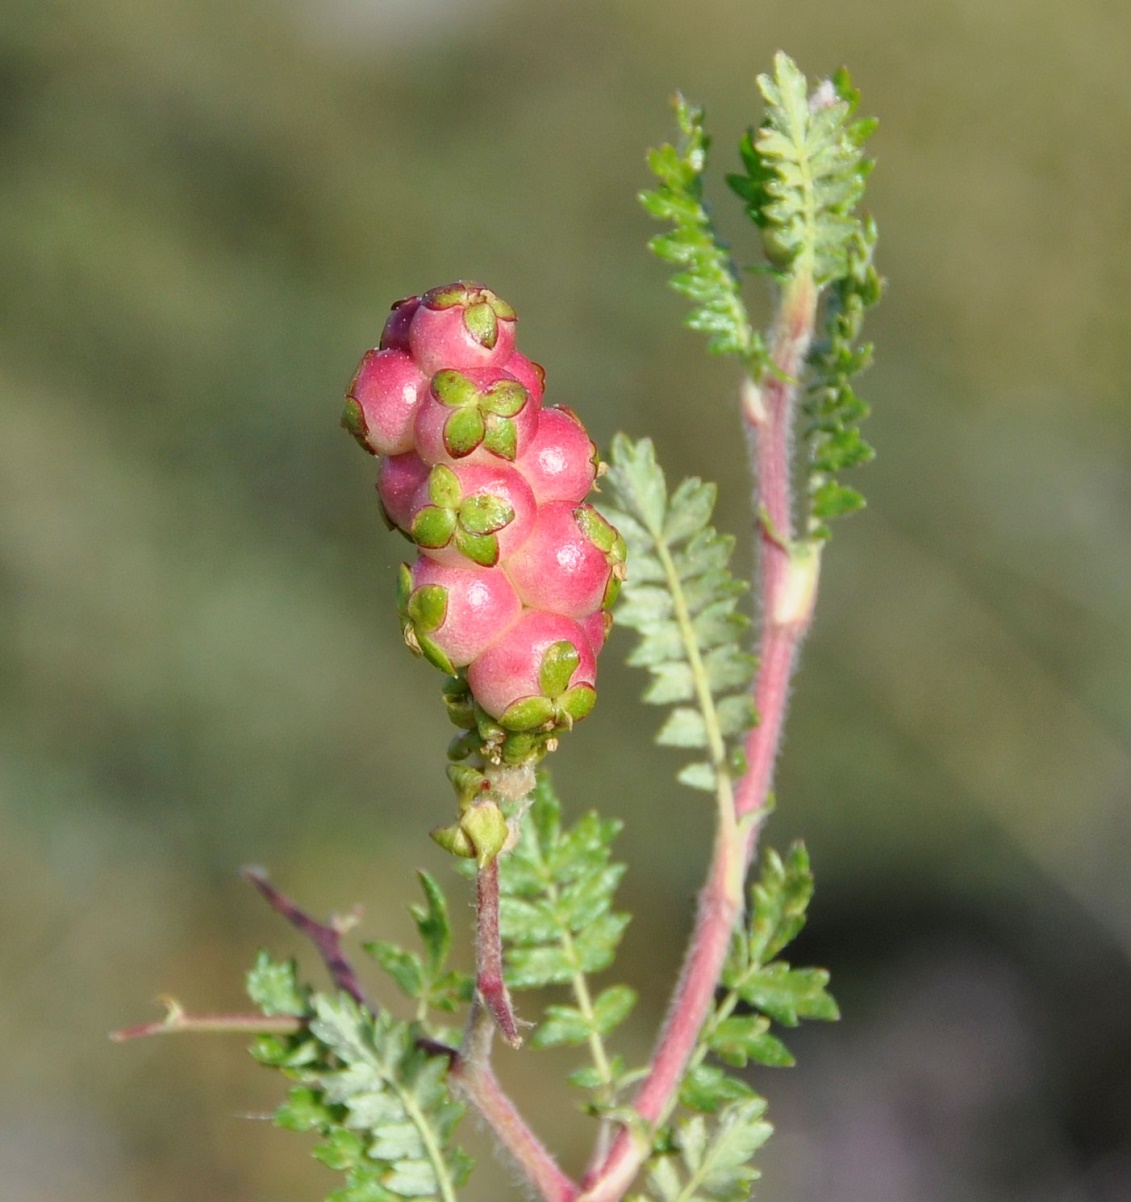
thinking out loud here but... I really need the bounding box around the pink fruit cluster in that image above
[343,282,625,735]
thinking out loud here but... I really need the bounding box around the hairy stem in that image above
[473,856,522,1048]
[451,1000,579,1202]
[580,273,820,1202]
[111,1002,301,1042]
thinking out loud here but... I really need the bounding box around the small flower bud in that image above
[376,452,430,533]
[414,367,539,465]
[502,352,545,409]
[409,462,537,569]
[379,296,421,351]
[515,406,599,504]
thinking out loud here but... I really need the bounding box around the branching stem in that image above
[450,1000,579,1202]
[579,272,821,1202]
[243,866,371,1007]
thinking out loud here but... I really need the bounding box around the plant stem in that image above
[243,866,371,1007]
[473,855,522,1047]
[111,1002,302,1042]
[580,273,820,1202]
[450,1000,579,1202]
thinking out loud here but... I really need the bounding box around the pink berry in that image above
[399,558,522,674]
[468,609,597,728]
[376,452,430,533]
[504,352,545,408]
[504,502,627,618]
[415,367,539,466]
[408,281,517,376]
[408,461,537,569]
[379,296,421,351]
[343,348,430,456]
[515,406,599,504]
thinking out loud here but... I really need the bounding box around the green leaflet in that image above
[803,214,882,539]
[247,949,310,1017]
[600,436,757,795]
[363,871,474,1016]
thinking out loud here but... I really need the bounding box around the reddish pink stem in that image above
[581,277,819,1202]
[450,1029,578,1202]
[474,856,522,1047]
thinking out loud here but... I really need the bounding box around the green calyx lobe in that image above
[574,506,628,608]
[340,397,371,452]
[430,800,508,865]
[539,640,580,697]
[432,370,528,461]
[411,466,515,566]
[494,640,597,733]
[398,575,455,674]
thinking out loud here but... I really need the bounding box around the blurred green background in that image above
[2,1,1130,1199]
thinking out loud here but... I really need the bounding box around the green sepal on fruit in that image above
[397,565,456,675]
[430,370,529,461]
[447,763,489,807]
[340,396,368,450]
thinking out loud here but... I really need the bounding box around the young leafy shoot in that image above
[247,958,473,1202]
[727,55,877,288]
[640,94,765,372]
[600,435,757,803]
[496,773,638,1108]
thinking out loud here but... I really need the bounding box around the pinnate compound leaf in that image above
[498,772,635,1057]
[642,1099,772,1202]
[601,436,757,796]
[303,994,472,1200]
[362,873,472,1015]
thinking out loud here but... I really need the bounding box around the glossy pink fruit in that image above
[409,281,517,376]
[468,609,597,724]
[580,609,613,657]
[344,348,430,456]
[504,502,627,618]
[515,406,598,504]
[401,559,522,672]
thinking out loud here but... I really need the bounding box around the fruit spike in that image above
[345,283,625,753]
